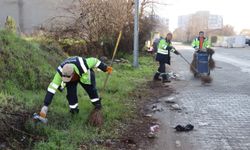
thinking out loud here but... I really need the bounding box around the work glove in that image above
[39,106,48,118]
[58,82,66,92]
[92,98,102,110]
[206,48,215,55]
[166,46,173,50]
[174,50,180,55]
[33,106,48,123]
[106,66,113,74]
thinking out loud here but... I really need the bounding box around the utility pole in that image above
[133,0,139,68]
[18,0,24,32]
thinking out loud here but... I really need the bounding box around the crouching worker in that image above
[153,33,180,83]
[37,56,112,125]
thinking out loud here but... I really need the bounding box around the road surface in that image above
[148,45,250,150]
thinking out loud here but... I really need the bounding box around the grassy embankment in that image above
[0,30,157,149]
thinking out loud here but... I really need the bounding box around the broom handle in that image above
[102,31,122,90]
[179,53,199,74]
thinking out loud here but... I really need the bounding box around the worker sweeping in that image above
[153,33,180,83]
[35,56,112,126]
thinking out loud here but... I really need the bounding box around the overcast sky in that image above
[155,0,250,33]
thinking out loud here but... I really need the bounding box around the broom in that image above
[88,31,123,127]
[209,58,215,70]
[179,53,213,84]
[88,108,104,127]
[200,48,214,83]
[179,53,200,76]
[207,48,216,70]
[190,53,197,74]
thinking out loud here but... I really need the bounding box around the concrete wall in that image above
[0,0,71,33]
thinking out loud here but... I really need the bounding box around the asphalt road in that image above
[148,45,250,150]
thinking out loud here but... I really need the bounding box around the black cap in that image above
[199,31,204,34]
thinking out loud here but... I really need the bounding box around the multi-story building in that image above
[178,11,223,30]
[208,15,223,29]
[0,0,71,33]
[178,15,191,30]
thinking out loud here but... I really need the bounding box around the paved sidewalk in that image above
[149,46,250,150]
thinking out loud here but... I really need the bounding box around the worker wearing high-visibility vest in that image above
[153,33,180,83]
[192,31,211,51]
[38,56,112,119]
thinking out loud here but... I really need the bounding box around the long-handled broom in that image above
[179,53,200,75]
[102,31,123,90]
[88,31,123,127]
[179,53,212,84]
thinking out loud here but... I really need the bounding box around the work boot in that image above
[162,78,171,83]
[70,107,79,115]
[92,98,102,110]
[162,74,171,83]
[153,72,161,81]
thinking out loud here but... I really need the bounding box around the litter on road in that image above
[144,114,153,117]
[152,104,164,112]
[198,122,210,127]
[167,97,175,101]
[164,96,176,103]
[165,99,175,104]
[175,140,181,148]
[148,124,160,139]
[174,124,194,132]
[147,132,157,138]
[171,104,182,110]
[150,125,160,132]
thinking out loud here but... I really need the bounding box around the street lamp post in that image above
[133,0,139,68]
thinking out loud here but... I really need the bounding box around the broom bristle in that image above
[88,109,103,127]
[206,48,215,55]
[209,58,216,70]
[207,48,215,70]
[200,76,213,84]
[190,54,197,74]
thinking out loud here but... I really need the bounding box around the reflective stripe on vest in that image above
[57,57,89,76]
[78,57,88,73]
[157,48,169,55]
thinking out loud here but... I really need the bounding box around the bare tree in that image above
[207,25,236,36]
[173,27,186,42]
[240,29,250,36]
[220,25,236,36]
[46,0,159,56]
